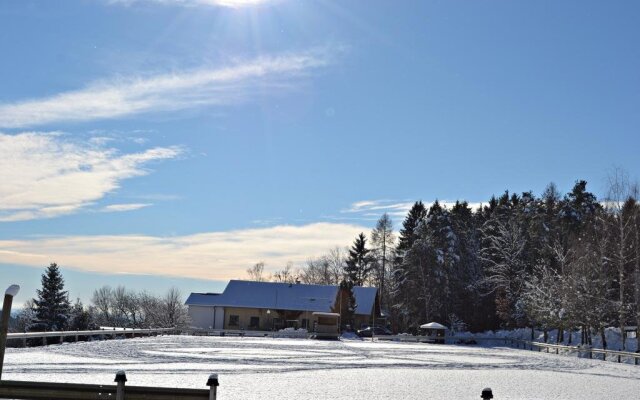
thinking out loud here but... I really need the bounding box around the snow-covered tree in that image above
[480,216,529,327]
[33,263,71,330]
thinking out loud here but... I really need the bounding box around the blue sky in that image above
[1,0,639,307]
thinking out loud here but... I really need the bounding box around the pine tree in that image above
[34,263,71,330]
[344,233,374,286]
[338,279,357,329]
[391,201,427,331]
[396,201,427,256]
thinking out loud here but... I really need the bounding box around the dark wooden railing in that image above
[0,371,218,400]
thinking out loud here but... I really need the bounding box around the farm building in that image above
[185,280,379,331]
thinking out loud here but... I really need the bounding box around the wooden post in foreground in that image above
[115,370,127,400]
[0,284,20,380]
[481,387,493,399]
[207,373,219,400]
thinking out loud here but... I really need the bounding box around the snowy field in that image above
[3,336,640,399]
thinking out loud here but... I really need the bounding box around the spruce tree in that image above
[396,201,427,255]
[34,263,71,330]
[344,233,374,286]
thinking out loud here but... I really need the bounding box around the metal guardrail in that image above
[186,328,271,337]
[6,328,175,347]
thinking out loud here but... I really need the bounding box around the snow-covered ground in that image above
[3,335,640,399]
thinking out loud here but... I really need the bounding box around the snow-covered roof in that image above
[419,322,447,330]
[352,286,378,316]
[186,280,338,313]
[186,280,378,315]
[186,293,222,306]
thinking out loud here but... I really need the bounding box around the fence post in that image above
[115,370,127,400]
[207,373,219,400]
[481,387,493,399]
[0,285,20,380]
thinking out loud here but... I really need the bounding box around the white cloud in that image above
[0,51,330,129]
[102,203,153,212]
[0,222,365,280]
[342,199,484,222]
[0,132,182,221]
[109,0,276,8]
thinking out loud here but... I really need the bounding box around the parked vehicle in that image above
[356,326,392,337]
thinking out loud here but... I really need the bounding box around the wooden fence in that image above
[505,338,640,365]
[375,334,640,365]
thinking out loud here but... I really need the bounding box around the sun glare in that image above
[204,0,274,8]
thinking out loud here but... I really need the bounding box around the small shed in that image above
[311,312,340,340]
[419,322,447,344]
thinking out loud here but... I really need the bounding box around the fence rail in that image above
[0,371,216,400]
[375,334,640,365]
[506,338,640,365]
[6,328,175,347]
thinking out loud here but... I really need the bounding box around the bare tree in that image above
[299,247,348,285]
[15,299,36,332]
[138,291,163,327]
[270,262,299,283]
[246,262,266,282]
[91,286,114,326]
[163,287,190,328]
[371,213,395,307]
[300,256,333,285]
[604,168,637,350]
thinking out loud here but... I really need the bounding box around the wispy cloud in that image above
[108,0,276,8]
[341,199,484,222]
[0,223,365,280]
[0,132,182,221]
[0,51,331,129]
[101,203,153,212]
[341,200,415,221]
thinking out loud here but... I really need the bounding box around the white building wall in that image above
[188,305,214,329]
[188,305,225,330]
[213,306,225,329]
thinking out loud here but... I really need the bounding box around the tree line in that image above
[250,171,640,349]
[11,263,189,333]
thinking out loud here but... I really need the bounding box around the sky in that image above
[1,0,639,307]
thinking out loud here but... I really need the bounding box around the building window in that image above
[301,319,309,329]
[249,316,260,329]
[229,315,239,327]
